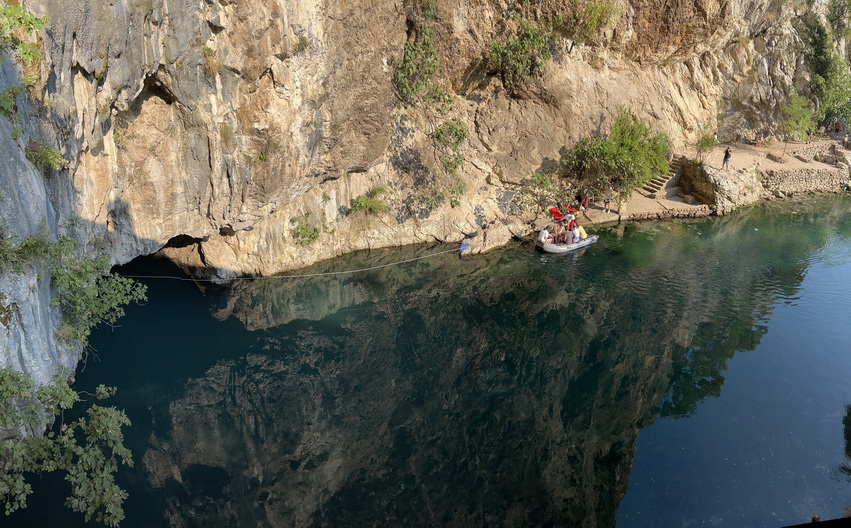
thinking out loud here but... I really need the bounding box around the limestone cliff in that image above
[0,0,844,377]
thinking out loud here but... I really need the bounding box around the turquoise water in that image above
[8,195,851,527]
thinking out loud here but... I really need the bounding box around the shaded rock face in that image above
[0,60,74,384]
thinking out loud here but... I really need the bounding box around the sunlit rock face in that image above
[12,0,828,279]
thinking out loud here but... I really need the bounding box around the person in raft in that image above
[575,219,588,240]
[538,225,555,244]
[722,147,731,170]
[565,214,582,243]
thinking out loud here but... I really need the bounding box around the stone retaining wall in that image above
[761,166,851,195]
[788,142,835,161]
[625,204,713,221]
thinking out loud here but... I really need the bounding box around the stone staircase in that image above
[641,155,686,198]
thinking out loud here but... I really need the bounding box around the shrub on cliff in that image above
[49,238,148,345]
[489,17,555,95]
[433,118,468,175]
[394,4,449,109]
[349,186,390,215]
[0,233,147,345]
[25,140,65,171]
[560,109,670,200]
[566,0,618,50]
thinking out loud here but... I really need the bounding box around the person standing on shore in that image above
[604,185,613,213]
[722,147,731,170]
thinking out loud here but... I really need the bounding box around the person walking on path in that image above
[722,147,731,170]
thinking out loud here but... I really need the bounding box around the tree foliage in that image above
[49,238,147,345]
[560,109,670,200]
[781,90,816,140]
[694,130,717,163]
[812,56,851,124]
[489,17,555,95]
[0,233,144,523]
[0,234,147,345]
[0,368,132,527]
[808,18,851,124]
[0,2,46,64]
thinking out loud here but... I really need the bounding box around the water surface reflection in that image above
[21,196,851,528]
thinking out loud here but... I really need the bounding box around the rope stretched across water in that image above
[118,246,462,283]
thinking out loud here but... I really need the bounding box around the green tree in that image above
[813,56,851,124]
[0,2,47,64]
[694,130,717,163]
[561,109,670,200]
[781,90,815,143]
[808,18,851,124]
[0,368,132,526]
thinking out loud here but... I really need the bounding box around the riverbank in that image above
[574,136,851,228]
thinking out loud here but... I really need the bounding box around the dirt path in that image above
[577,135,844,226]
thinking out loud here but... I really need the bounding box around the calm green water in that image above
[9,195,851,527]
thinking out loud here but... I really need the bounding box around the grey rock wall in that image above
[0,58,76,385]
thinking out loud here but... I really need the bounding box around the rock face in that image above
[0,59,75,385]
[15,0,842,273]
[0,0,849,377]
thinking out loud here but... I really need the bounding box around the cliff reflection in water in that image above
[140,197,851,527]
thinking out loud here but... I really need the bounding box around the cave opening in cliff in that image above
[139,71,177,106]
[163,234,204,250]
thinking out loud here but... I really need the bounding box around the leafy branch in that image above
[0,3,47,64]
